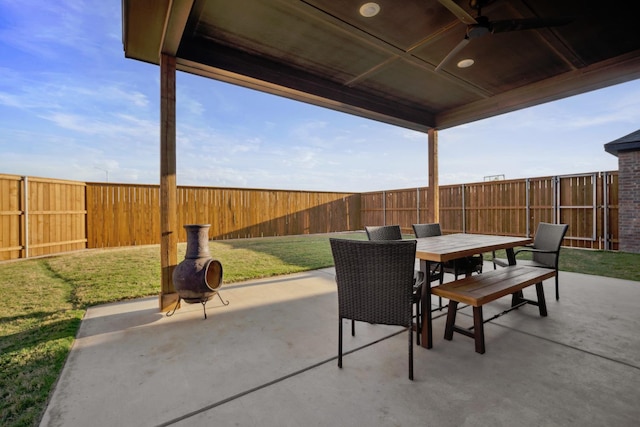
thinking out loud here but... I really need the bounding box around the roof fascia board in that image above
[122,0,171,63]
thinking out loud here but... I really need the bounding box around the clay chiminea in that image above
[171,224,227,319]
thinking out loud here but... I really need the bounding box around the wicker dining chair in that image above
[364,225,432,345]
[364,224,403,241]
[412,223,484,279]
[330,238,417,380]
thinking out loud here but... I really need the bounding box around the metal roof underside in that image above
[122,0,640,133]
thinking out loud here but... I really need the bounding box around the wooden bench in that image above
[431,265,556,354]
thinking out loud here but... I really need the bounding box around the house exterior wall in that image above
[618,150,640,253]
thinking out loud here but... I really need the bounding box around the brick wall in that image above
[618,150,640,253]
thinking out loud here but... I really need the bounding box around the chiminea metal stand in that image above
[167,224,228,319]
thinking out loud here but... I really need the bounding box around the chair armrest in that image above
[514,248,557,256]
[492,244,531,259]
[494,243,554,267]
[492,258,510,267]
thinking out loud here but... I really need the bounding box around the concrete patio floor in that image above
[39,265,640,427]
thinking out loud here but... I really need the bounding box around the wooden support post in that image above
[159,53,179,312]
[427,129,439,223]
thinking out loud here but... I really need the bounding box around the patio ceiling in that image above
[122,0,640,133]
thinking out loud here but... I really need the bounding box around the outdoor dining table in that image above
[416,233,532,349]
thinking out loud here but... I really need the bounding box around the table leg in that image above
[506,247,517,265]
[420,259,432,349]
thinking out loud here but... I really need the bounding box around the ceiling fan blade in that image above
[437,0,477,25]
[490,17,572,33]
[434,37,470,72]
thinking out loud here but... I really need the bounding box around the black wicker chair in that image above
[364,225,433,345]
[412,223,484,279]
[330,238,417,380]
[365,224,403,241]
[493,222,569,300]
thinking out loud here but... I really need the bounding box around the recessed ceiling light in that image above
[457,58,475,68]
[359,2,380,18]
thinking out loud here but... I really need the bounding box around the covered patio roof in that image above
[122,0,640,132]
[121,0,640,310]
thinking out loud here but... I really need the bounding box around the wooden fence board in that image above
[0,175,23,260]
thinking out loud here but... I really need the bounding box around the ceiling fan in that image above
[435,0,572,72]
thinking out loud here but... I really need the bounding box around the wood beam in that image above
[177,42,435,132]
[428,129,439,224]
[160,53,179,312]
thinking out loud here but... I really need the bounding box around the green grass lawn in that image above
[1,232,638,426]
[490,247,640,281]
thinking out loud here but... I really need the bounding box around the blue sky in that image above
[1,1,638,193]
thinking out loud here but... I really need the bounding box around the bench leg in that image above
[473,306,485,354]
[535,282,548,317]
[511,290,524,307]
[444,301,458,341]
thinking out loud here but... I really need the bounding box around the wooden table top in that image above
[415,233,532,263]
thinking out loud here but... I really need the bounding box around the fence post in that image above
[381,191,385,225]
[551,175,560,224]
[526,178,530,237]
[23,176,29,259]
[592,173,597,242]
[461,184,466,233]
[416,187,420,224]
[603,171,609,250]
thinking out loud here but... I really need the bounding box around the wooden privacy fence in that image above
[86,184,360,248]
[0,175,87,260]
[1,176,360,260]
[361,171,618,250]
[0,171,618,260]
